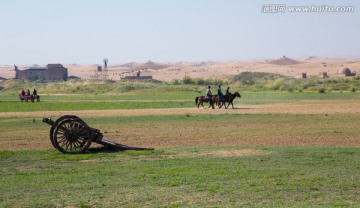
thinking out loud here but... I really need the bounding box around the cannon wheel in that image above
[36,95,40,102]
[49,115,80,148]
[51,115,92,154]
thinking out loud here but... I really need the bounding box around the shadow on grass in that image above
[88,146,154,154]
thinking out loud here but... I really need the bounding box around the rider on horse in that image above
[206,86,212,101]
[218,85,224,101]
[226,87,231,96]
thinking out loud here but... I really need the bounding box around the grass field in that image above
[1,146,359,207]
[0,81,359,207]
[1,91,359,112]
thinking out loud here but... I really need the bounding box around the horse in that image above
[195,96,214,109]
[19,94,29,102]
[30,94,40,102]
[211,94,227,109]
[223,92,241,109]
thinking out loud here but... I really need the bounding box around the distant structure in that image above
[338,68,356,77]
[15,64,68,80]
[301,73,307,79]
[67,76,81,80]
[103,58,108,79]
[321,72,328,78]
[122,69,152,80]
[90,59,110,81]
[122,75,153,80]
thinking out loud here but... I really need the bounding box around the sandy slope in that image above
[1,57,359,81]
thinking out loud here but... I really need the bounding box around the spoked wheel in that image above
[51,115,92,153]
[36,96,40,102]
[49,115,80,148]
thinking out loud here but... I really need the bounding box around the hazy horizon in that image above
[1,0,359,65]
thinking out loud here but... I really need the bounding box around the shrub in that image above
[350,87,356,92]
[182,76,194,84]
[196,78,205,85]
[318,88,326,93]
[266,78,285,90]
[171,79,180,85]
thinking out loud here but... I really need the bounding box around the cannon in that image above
[43,115,153,154]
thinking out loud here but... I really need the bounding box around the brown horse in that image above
[223,92,241,109]
[195,96,214,109]
[211,94,227,109]
[19,94,29,102]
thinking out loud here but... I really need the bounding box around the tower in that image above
[103,58,108,80]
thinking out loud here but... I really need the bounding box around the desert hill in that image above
[1,57,359,82]
[270,56,301,65]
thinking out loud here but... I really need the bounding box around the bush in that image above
[318,88,326,93]
[350,87,356,92]
[171,79,180,85]
[196,78,205,85]
[266,78,285,90]
[182,76,194,84]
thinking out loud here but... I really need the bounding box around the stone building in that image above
[338,68,356,77]
[15,64,68,80]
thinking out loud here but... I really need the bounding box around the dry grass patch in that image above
[169,148,271,159]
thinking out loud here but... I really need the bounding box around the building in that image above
[15,64,68,80]
[338,68,356,77]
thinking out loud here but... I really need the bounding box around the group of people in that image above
[206,85,231,101]
[20,88,37,97]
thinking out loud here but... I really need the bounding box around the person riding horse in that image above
[218,85,224,101]
[226,87,231,96]
[206,86,212,101]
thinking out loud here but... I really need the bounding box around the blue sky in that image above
[0,0,359,64]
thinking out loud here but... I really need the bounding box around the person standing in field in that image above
[33,88,37,96]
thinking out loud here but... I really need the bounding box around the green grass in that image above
[0,91,197,101]
[1,146,359,207]
[1,91,359,112]
[1,79,360,207]
[0,100,194,112]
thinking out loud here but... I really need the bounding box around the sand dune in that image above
[1,57,359,81]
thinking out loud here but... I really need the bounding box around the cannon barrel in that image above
[42,118,55,126]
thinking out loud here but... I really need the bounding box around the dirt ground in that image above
[1,99,360,118]
[1,99,360,151]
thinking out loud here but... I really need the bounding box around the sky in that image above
[0,0,359,65]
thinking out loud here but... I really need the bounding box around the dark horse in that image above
[30,94,40,102]
[195,96,214,109]
[212,92,241,109]
[19,94,40,102]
